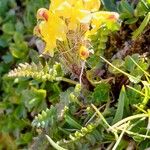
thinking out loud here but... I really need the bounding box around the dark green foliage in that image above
[112,86,129,124]
[126,84,142,105]
[92,82,110,104]
[109,54,149,83]
[8,62,63,81]
[101,0,117,11]
[0,0,49,148]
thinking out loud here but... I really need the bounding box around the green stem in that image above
[91,104,118,140]
[132,12,150,39]
[56,77,78,85]
[110,114,148,130]
[112,122,129,150]
[45,135,67,150]
[91,104,111,128]
[129,56,150,80]
[116,127,150,139]
[127,85,150,100]
[100,56,141,83]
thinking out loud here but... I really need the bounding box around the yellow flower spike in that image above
[38,12,67,57]
[79,45,89,60]
[83,0,101,12]
[37,8,49,21]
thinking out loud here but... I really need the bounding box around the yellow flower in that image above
[83,0,101,12]
[67,5,91,30]
[50,0,91,30]
[50,0,100,12]
[87,11,119,35]
[79,45,89,60]
[37,11,66,57]
[50,0,76,11]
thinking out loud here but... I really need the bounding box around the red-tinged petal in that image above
[37,8,49,21]
[33,25,41,36]
[107,13,119,21]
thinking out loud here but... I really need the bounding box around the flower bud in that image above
[37,8,49,21]
[33,25,41,36]
[79,46,89,60]
[107,13,119,22]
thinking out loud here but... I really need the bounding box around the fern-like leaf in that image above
[8,62,63,81]
[32,106,57,128]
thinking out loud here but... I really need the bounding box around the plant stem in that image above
[116,127,150,139]
[56,77,78,85]
[45,135,67,150]
[79,61,85,84]
[110,114,149,130]
[106,142,115,150]
[127,85,150,99]
[112,122,129,150]
[91,104,118,140]
[100,56,142,82]
[129,56,150,78]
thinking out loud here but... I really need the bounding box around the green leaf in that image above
[16,132,32,145]
[135,0,150,17]
[15,21,24,33]
[65,114,82,129]
[125,54,139,72]
[125,18,138,24]
[116,139,128,150]
[112,86,127,124]
[92,82,110,104]
[120,0,134,14]
[0,38,8,48]
[9,41,28,58]
[14,104,27,119]
[32,106,57,128]
[139,139,150,150]
[108,59,125,74]
[124,54,149,83]
[13,32,24,43]
[101,0,117,11]
[126,84,142,105]
[2,22,15,35]
[132,12,150,39]
[0,0,8,17]
[2,53,13,63]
